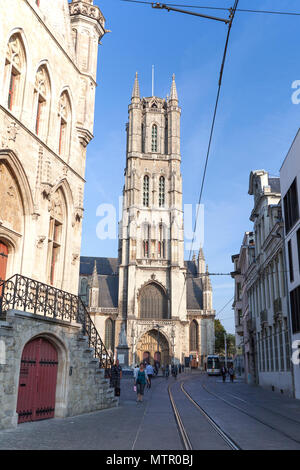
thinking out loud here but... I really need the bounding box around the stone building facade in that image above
[0,0,108,294]
[280,128,300,399]
[80,75,215,368]
[232,170,294,396]
[0,1,117,431]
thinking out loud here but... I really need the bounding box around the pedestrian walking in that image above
[178,364,182,374]
[161,364,165,377]
[110,359,122,396]
[165,364,170,378]
[221,365,227,383]
[228,364,235,383]
[146,363,154,388]
[134,363,149,403]
[171,364,178,379]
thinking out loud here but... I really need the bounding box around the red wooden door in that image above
[17,338,58,424]
[0,242,8,282]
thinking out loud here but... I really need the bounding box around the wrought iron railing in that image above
[0,274,113,369]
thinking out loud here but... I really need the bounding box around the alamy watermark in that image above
[95,196,204,251]
[291,340,300,366]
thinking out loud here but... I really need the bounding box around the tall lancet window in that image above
[5,33,26,113]
[159,176,165,207]
[158,223,165,259]
[141,123,145,153]
[152,124,158,152]
[34,65,50,139]
[143,224,150,258]
[143,175,149,207]
[190,320,199,351]
[58,91,71,157]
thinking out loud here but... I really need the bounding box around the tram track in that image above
[168,377,241,450]
[199,378,300,447]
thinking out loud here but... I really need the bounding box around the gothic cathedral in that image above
[80,74,215,368]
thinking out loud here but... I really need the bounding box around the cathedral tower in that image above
[118,74,187,365]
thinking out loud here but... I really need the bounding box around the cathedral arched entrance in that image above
[136,329,170,366]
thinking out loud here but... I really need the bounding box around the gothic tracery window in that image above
[190,320,199,351]
[159,176,165,207]
[58,91,71,157]
[34,65,50,139]
[143,175,149,207]
[47,188,66,286]
[4,34,26,113]
[152,124,158,152]
[158,223,165,259]
[139,283,168,319]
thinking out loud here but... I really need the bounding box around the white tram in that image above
[206,355,221,375]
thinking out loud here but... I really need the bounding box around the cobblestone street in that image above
[1,371,300,450]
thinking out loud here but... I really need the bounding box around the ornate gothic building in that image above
[80,74,215,368]
[0,0,108,294]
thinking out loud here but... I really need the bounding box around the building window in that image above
[141,123,145,153]
[290,285,300,334]
[288,240,294,283]
[47,188,66,286]
[297,228,300,273]
[190,320,199,351]
[158,223,165,259]
[151,124,158,152]
[139,283,168,319]
[283,178,299,235]
[143,223,150,258]
[34,66,50,139]
[58,91,71,157]
[237,309,242,326]
[143,175,149,207]
[164,117,168,154]
[5,34,26,114]
[236,282,241,301]
[159,176,165,207]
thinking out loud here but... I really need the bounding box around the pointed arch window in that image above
[159,176,165,207]
[190,320,199,351]
[34,65,50,139]
[58,91,71,157]
[4,34,26,113]
[152,124,158,152]
[143,223,151,258]
[47,188,66,286]
[139,283,168,319]
[158,223,165,259]
[143,175,149,207]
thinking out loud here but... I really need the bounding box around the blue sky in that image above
[81,0,300,333]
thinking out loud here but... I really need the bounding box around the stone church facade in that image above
[80,74,215,368]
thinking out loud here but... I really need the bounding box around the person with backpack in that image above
[134,363,149,403]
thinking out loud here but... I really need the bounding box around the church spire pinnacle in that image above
[132,72,140,100]
[91,260,98,287]
[170,73,178,102]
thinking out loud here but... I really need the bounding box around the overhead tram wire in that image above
[172,0,240,318]
[120,0,300,17]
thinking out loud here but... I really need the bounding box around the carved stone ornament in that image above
[72,253,80,265]
[36,236,46,249]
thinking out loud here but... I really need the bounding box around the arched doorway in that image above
[16,337,58,424]
[0,241,8,282]
[136,329,170,366]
